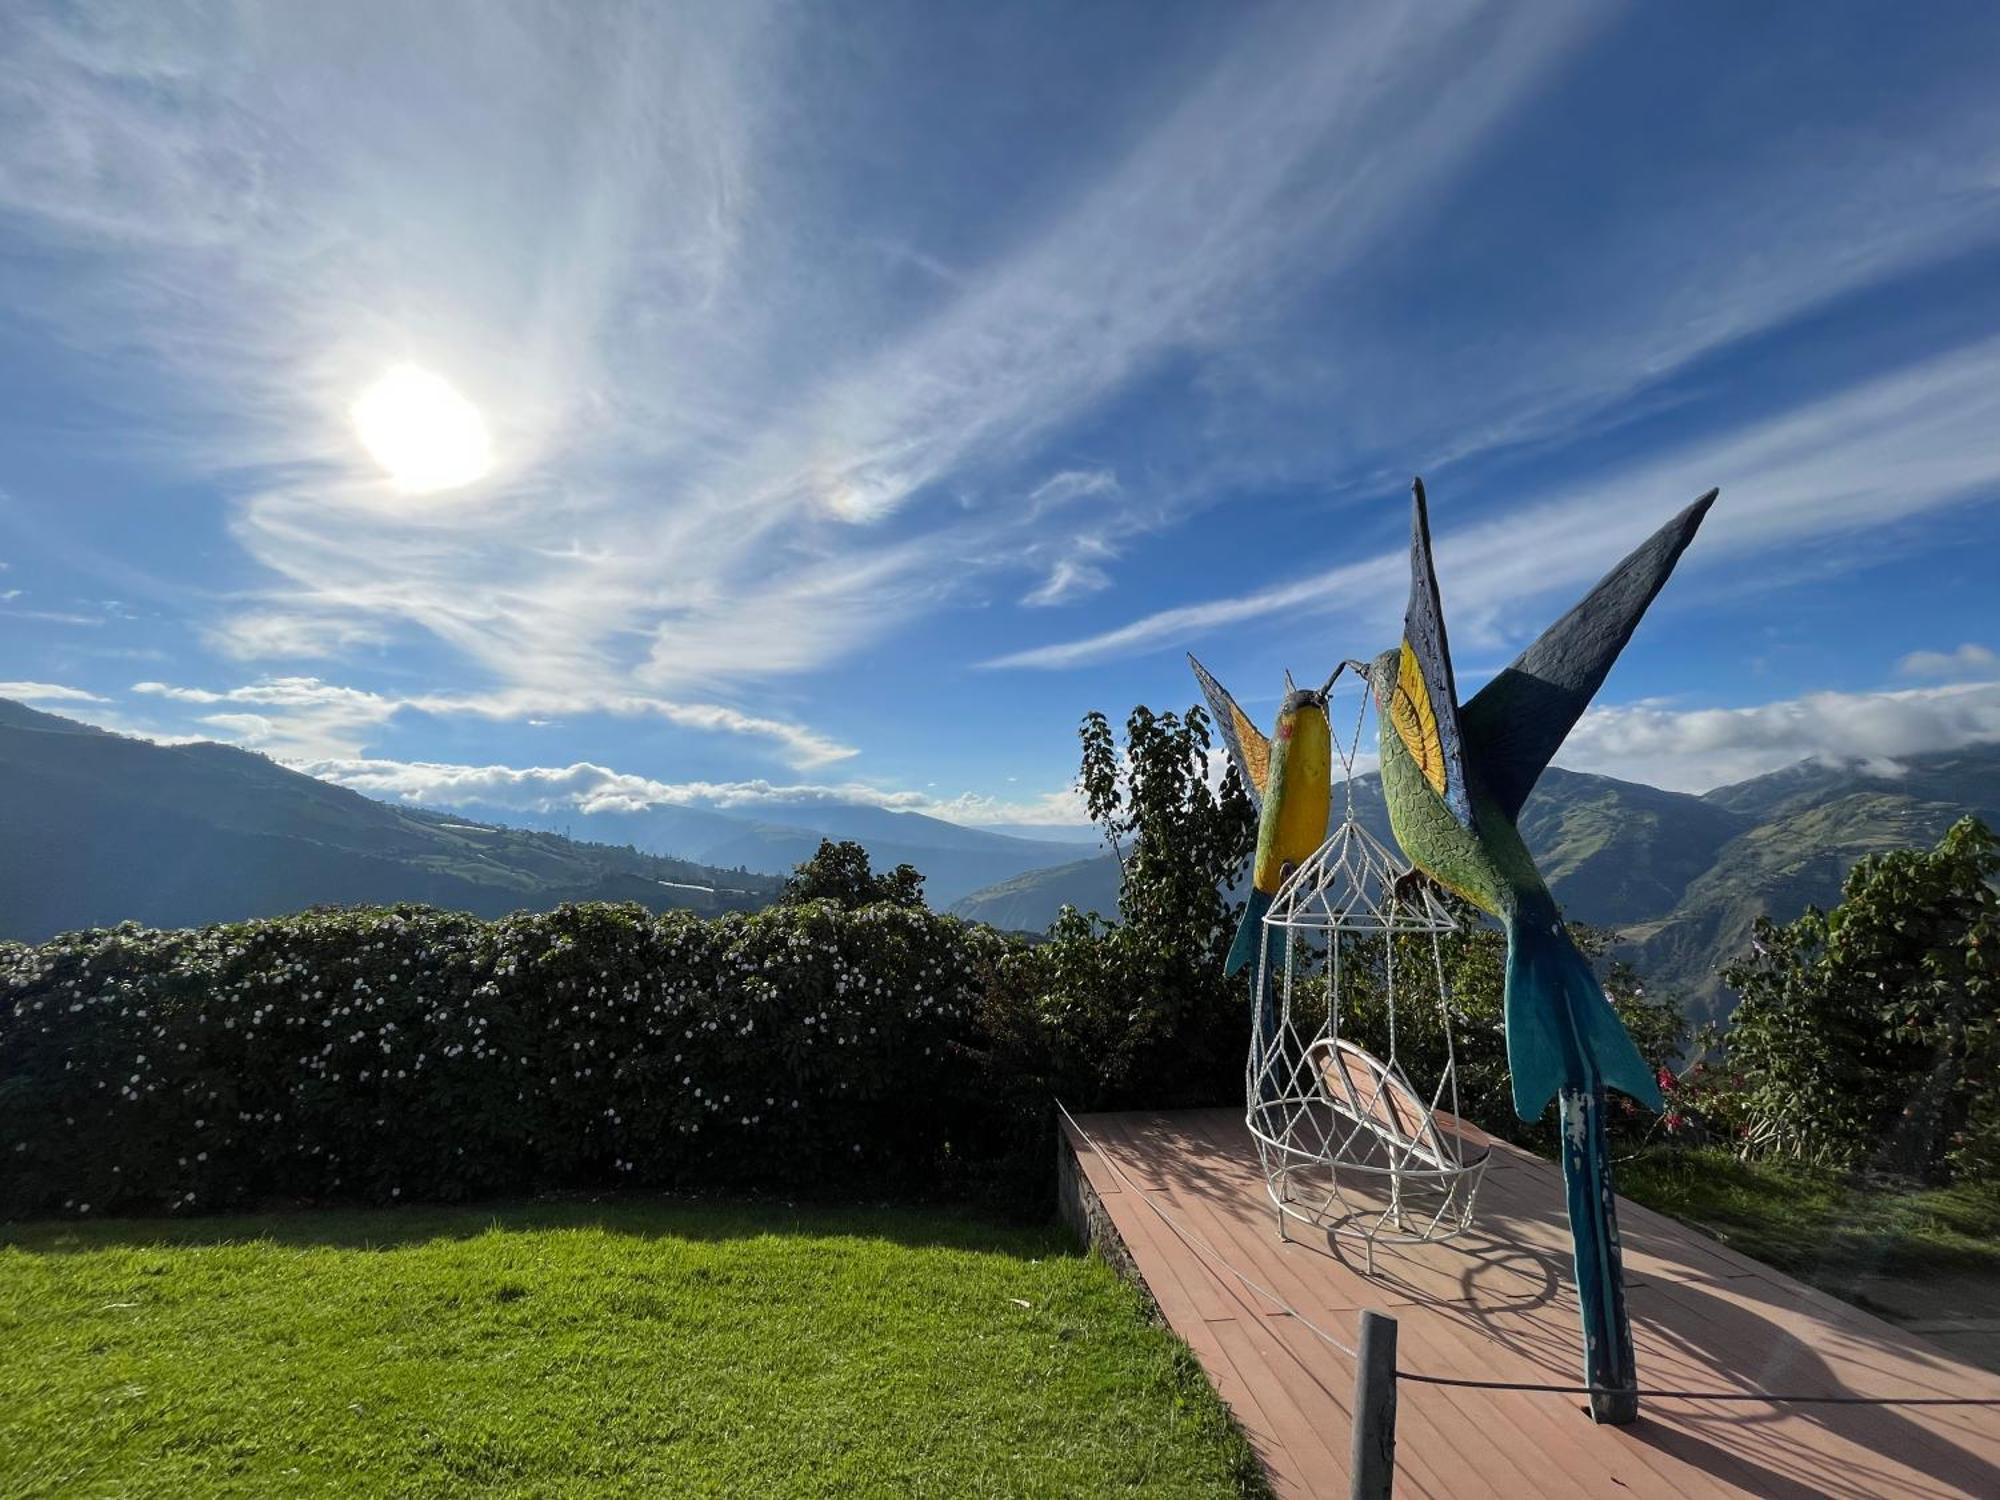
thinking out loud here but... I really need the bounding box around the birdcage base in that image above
[1250,1091,1489,1276]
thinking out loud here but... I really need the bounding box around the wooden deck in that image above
[1061,1107,2000,1499]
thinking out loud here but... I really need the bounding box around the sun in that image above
[351,363,493,494]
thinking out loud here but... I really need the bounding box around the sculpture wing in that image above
[1188,654,1271,809]
[1394,479,1475,831]
[1461,489,1717,821]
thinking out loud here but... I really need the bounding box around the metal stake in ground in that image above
[1351,1309,1398,1499]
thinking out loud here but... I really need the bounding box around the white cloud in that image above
[204,611,391,662]
[300,756,1089,827]
[1021,542,1116,607]
[134,677,401,760]
[1555,679,2000,792]
[130,675,856,766]
[0,680,107,702]
[199,712,279,743]
[1897,642,1998,680]
[990,336,2000,669]
[1027,469,1120,516]
[0,606,106,628]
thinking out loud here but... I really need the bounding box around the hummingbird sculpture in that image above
[1186,658,1334,1068]
[1361,477,1716,1424]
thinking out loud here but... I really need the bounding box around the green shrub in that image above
[1,900,1025,1219]
[1716,815,1999,1181]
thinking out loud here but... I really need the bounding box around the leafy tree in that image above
[1015,704,1257,1108]
[779,839,926,911]
[1077,704,1257,953]
[1720,816,1999,1181]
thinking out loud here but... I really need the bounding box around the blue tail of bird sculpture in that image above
[1225,887,1272,977]
[1504,908,1662,1423]
[1502,912,1662,1124]
[1229,890,1284,1101]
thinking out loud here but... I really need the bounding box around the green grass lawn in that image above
[0,1198,1266,1499]
[1617,1146,2000,1289]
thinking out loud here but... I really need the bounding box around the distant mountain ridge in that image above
[0,700,779,942]
[1629,748,2000,1021]
[485,797,1088,909]
[950,743,2000,1024]
[9,694,1996,1026]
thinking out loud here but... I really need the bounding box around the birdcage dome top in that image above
[1264,818,1459,935]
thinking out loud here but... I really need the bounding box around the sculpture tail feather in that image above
[1230,890,1284,1103]
[1503,912,1663,1123]
[1226,888,1274,977]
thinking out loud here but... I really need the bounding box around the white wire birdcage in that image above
[1245,686,1489,1272]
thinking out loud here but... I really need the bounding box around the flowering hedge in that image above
[1,901,1034,1219]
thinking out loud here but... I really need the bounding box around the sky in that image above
[3,1,1999,832]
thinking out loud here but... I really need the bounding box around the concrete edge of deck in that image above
[1056,1118,1156,1314]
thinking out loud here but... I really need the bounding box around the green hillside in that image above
[0,700,779,941]
[1630,770,2000,1024]
[485,796,1089,908]
[953,745,2000,1024]
[1514,768,1748,926]
[945,853,1122,932]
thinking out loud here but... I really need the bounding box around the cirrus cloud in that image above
[0,680,107,703]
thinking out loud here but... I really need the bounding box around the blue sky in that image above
[3,1,1999,829]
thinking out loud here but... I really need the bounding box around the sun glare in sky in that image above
[350,363,493,494]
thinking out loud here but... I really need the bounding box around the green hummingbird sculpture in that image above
[1360,477,1716,1425]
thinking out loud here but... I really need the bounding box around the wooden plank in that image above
[1206,1315,1354,1496]
[1069,1116,1241,1324]
[1175,1111,1397,1320]
[1250,1313,1467,1500]
[1074,1110,1171,1188]
[1471,1156,1760,1285]
[1273,1317,1496,1500]
[1086,1153,1252,1325]
[1405,1303,1742,1500]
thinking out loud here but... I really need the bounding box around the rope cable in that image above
[1395,1370,2000,1407]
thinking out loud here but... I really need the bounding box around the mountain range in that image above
[6,695,1995,1024]
[0,700,780,941]
[949,747,2000,1024]
[485,799,1091,909]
